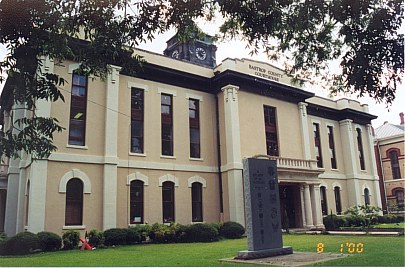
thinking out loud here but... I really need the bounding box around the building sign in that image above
[248,64,284,82]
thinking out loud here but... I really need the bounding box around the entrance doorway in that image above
[279,184,301,228]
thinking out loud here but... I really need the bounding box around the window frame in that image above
[161,94,174,156]
[130,88,144,154]
[364,188,370,206]
[65,178,84,226]
[356,128,366,170]
[162,181,175,223]
[191,182,203,222]
[313,123,323,168]
[334,186,342,215]
[388,149,401,180]
[189,99,201,158]
[327,125,337,169]
[320,186,328,216]
[263,105,279,156]
[68,73,88,146]
[130,180,144,224]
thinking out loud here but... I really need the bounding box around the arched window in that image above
[394,189,404,210]
[65,178,83,226]
[364,188,370,206]
[130,180,144,224]
[162,181,175,223]
[334,186,342,215]
[388,149,401,180]
[320,186,328,215]
[191,182,203,222]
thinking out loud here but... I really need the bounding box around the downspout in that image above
[376,140,388,213]
[215,93,224,221]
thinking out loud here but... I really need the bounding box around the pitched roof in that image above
[374,122,405,139]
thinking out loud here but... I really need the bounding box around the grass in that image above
[0,234,404,267]
[371,222,405,229]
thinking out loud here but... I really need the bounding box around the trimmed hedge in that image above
[181,223,219,243]
[219,221,245,239]
[1,232,40,256]
[37,231,62,251]
[103,228,128,246]
[126,228,141,244]
[62,230,80,250]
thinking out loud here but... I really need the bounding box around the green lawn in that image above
[371,222,405,229]
[0,234,404,267]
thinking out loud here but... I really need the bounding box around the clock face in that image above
[195,47,207,60]
[171,50,179,59]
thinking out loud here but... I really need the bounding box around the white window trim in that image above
[158,87,177,96]
[188,175,207,188]
[128,81,149,92]
[127,172,149,186]
[361,183,372,196]
[186,93,204,101]
[59,169,92,194]
[332,182,342,190]
[159,174,179,187]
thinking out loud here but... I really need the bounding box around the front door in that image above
[279,185,299,228]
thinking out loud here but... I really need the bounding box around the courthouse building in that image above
[0,34,382,236]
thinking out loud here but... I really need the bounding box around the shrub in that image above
[2,232,40,255]
[62,230,80,250]
[219,221,245,239]
[323,214,346,230]
[88,229,104,247]
[345,215,366,227]
[130,224,151,242]
[126,228,141,244]
[0,233,7,255]
[37,232,62,252]
[148,223,181,243]
[181,223,219,242]
[103,228,127,246]
[207,222,223,233]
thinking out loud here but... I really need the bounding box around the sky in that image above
[0,16,404,129]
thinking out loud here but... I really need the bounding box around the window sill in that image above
[63,225,86,230]
[128,223,146,227]
[330,168,339,172]
[129,152,146,157]
[190,221,205,224]
[160,155,176,159]
[189,157,204,162]
[66,144,88,150]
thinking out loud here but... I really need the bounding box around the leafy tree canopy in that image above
[0,0,403,159]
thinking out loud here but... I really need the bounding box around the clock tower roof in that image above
[163,31,217,68]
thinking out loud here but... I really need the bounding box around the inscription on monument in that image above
[243,158,282,251]
[237,158,292,260]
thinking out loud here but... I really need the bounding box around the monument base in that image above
[236,246,293,260]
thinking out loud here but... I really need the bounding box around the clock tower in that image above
[163,32,217,68]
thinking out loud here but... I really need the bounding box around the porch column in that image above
[303,184,314,228]
[221,85,245,226]
[299,185,307,227]
[298,102,311,160]
[310,185,325,228]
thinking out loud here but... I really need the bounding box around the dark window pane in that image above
[334,187,342,215]
[191,183,203,222]
[320,186,328,215]
[65,178,83,226]
[264,106,279,156]
[69,73,87,146]
[162,182,175,223]
[130,180,144,223]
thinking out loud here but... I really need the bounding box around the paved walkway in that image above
[221,252,349,267]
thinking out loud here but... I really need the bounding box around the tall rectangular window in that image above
[334,186,342,215]
[130,180,144,224]
[313,123,323,168]
[389,149,401,179]
[320,186,328,216]
[162,181,175,223]
[161,94,173,156]
[189,99,200,158]
[327,126,337,169]
[69,73,87,146]
[263,106,279,156]
[191,182,203,222]
[356,128,366,170]
[131,88,144,153]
